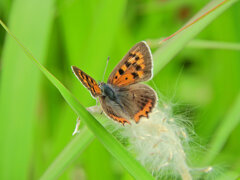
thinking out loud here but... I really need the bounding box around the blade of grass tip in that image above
[186,39,240,51]
[152,0,238,76]
[41,127,95,180]
[0,20,154,180]
[201,92,240,165]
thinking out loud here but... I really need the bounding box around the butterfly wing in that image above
[72,66,102,97]
[121,84,157,123]
[107,41,153,87]
[99,84,157,124]
[99,95,130,124]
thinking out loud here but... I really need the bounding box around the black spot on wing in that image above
[131,72,138,79]
[129,53,136,57]
[141,98,148,103]
[136,65,141,70]
[125,61,131,67]
[119,68,124,75]
[80,71,85,79]
[90,78,94,83]
[141,102,146,107]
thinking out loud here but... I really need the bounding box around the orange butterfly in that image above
[72,41,157,124]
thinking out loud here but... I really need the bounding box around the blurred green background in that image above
[0,0,240,179]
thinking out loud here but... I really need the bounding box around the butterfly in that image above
[72,41,157,124]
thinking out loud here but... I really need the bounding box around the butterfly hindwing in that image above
[120,84,157,123]
[99,95,130,124]
[99,83,157,124]
[72,66,101,97]
[107,41,153,87]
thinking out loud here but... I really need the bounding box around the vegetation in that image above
[0,0,239,179]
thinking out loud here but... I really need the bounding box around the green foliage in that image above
[0,0,240,179]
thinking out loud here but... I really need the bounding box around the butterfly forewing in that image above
[107,41,153,87]
[72,66,102,97]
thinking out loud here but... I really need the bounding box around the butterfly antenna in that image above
[102,56,110,82]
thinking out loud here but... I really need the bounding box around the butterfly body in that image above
[100,83,118,102]
[72,41,157,124]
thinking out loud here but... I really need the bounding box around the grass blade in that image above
[187,39,240,50]
[202,92,240,165]
[0,0,54,179]
[41,127,95,179]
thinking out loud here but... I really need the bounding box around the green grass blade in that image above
[153,0,238,76]
[0,19,154,180]
[41,127,95,180]
[187,39,240,50]
[150,39,240,51]
[202,92,240,165]
[0,0,54,179]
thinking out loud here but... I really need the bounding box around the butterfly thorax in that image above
[99,82,125,110]
[99,83,117,101]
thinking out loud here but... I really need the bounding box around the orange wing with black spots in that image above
[72,66,102,97]
[107,41,153,87]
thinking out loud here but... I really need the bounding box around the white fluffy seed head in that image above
[103,103,192,179]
